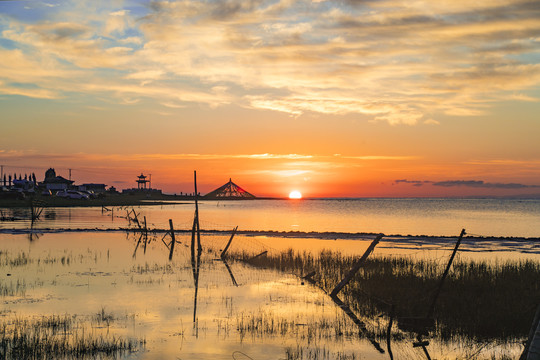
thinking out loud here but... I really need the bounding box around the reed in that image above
[234,249,540,341]
[0,314,144,359]
[0,279,26,297]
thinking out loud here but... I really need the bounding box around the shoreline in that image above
[0,194,191,208]
[1,227,539,242]
[2,195,540,208]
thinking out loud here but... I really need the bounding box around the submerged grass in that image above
[235,310,362,342]
[0,280,26,297]
[0,314,145,359]
[234,249,540,341]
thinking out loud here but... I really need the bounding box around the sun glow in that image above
[289,190,302,199]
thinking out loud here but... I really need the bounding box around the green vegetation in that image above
[235,249,540,341]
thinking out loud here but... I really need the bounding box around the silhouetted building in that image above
[204,178,256,199]
[136,173,149,190]
[122,173,161,195]
[41,168,73,191]
[79,183,107,193]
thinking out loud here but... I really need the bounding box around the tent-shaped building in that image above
[204,179,256,199]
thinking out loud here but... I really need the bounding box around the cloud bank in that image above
[395,179,540,189]
[0,0,539,124]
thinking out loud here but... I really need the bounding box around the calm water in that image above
[0,232,525,359]
[1,199,538,359]
[2,198,539,237]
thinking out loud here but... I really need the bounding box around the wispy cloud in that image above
[432,180,540,189]
[395,179,540,189]
[0,151,315,162]
[0,0,538,123]
[340,155,418,161]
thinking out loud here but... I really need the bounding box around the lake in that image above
[2,198,540,237]
[0,198,539,359]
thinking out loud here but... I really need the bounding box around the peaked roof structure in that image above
[204,178,256,199]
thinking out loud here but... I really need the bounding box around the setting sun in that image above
[289,190,302,199]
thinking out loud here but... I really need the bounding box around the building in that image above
[79,183,107,193]
[136,173,149,190]
[41,168,74,191]
[204,178,256,199]
[122,173,162,195]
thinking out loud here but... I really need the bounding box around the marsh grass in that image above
[1,252,31,267]
[0,280,26,297]
[0,250,97,269]
[0,314,144,359]
[234,249,540,341]
[284,344,360,360]
[235,310,362,342]
[130,262,175,274]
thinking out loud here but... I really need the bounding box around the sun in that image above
[289,190,302,199]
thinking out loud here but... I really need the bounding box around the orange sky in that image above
[1,0,540,198]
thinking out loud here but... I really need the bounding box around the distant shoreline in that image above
[2,194,540,208]
[1,227,539,242]
[0,194,189,208]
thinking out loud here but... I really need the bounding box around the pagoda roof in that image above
[204,178,256,199]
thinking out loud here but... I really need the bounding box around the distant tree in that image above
[9,174,12,187]
[3,174,5,186]
[32,173,37,186]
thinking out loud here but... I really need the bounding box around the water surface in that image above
[2,198,540,237]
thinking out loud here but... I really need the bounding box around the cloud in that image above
[395,179,540,189]
[432,180,540,189]
[341,155,418,160]
[0,150,314,163]
[1,0,540,123]
[394,179,433,187]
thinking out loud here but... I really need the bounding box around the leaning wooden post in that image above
[330,233,384,298]
[426,228,465,319]
[168,219,176,261]
[221,226,238,259]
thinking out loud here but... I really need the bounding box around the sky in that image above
[1,0,539,198]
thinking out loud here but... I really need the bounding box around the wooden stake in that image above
[221,226,238,259]
[143,216,148,254]
[223,259,238,287]
[520,303,540,360]
[168,219,176,261]
[331,294,384,353]
[131,209,142,230]
[330,233,384,297]
[426,228,465,318]
[191,214,197,261]
[387,305,395,360]
[249,251,268,261]
[194,171,202,254]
